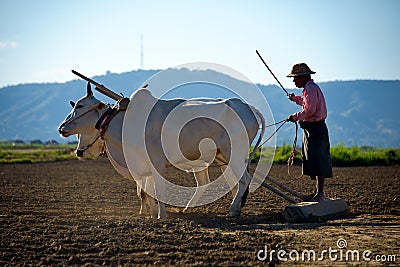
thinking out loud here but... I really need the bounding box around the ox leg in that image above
[132,175,155,216]
[144,176,158,216]
[138,186,156,216]
[135,177,151,215]
[144,190,157,217]
[144,176,159,218]
[216,160,238,202]
[150,164,166,219]
[184,168,210,211]
[228,164,252,218]
[136,180,147,215]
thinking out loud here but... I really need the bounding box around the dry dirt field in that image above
[0,159,399,266]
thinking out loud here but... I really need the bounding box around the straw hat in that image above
[287,63,316,77]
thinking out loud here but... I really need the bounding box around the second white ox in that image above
[59,83,265,219]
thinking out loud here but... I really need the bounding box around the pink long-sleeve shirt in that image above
[291,80,327,122]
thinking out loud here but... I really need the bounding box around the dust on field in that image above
[0,159,399,266]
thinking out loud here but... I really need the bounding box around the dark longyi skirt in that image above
[300,120,333,179]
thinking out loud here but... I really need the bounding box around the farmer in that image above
[286,63,332,202]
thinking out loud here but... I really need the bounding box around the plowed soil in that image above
[1,159,399,266]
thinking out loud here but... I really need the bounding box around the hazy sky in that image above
[0,0,399,89]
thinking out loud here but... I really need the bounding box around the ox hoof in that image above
[228,209,241,218]
[139,206,148,215]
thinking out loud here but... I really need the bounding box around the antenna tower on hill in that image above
[140,33,144,69]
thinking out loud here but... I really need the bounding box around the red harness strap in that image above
[95,107,118,139]
[95,98,130,139]
[99,142,107,157]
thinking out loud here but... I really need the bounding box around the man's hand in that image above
[286,115,295,122]
[288,93,296,102]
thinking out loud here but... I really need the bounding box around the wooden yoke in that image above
[72,70,123,101]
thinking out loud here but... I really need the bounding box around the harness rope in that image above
[253,119,287,150]
[77,134,101,154]
[251,119,302,178]
[286,121,303,179]
[59,107,98,129]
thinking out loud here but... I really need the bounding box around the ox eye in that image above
[75,104,83,109]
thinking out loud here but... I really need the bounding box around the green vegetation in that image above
[253,143,399,166]
[0,142,76,164]
[330,144,400,166]
[0,142,399,166]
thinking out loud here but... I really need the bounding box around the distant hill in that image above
[0,69,398,147]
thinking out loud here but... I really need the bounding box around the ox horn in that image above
[86,82,93,97]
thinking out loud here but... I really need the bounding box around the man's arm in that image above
[289,93,303,106]
[292,88,318,121]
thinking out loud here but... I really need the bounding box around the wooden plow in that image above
[257,175,349,222]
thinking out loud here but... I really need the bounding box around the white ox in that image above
[59,83,265,219]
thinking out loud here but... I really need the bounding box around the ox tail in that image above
[241,106,266,208]
[247,106,266,170]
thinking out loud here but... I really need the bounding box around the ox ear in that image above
[86,82,93,97]
[70,101,75,108]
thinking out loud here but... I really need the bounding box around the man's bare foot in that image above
[311,193,325,202]
[302,192,317,201]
